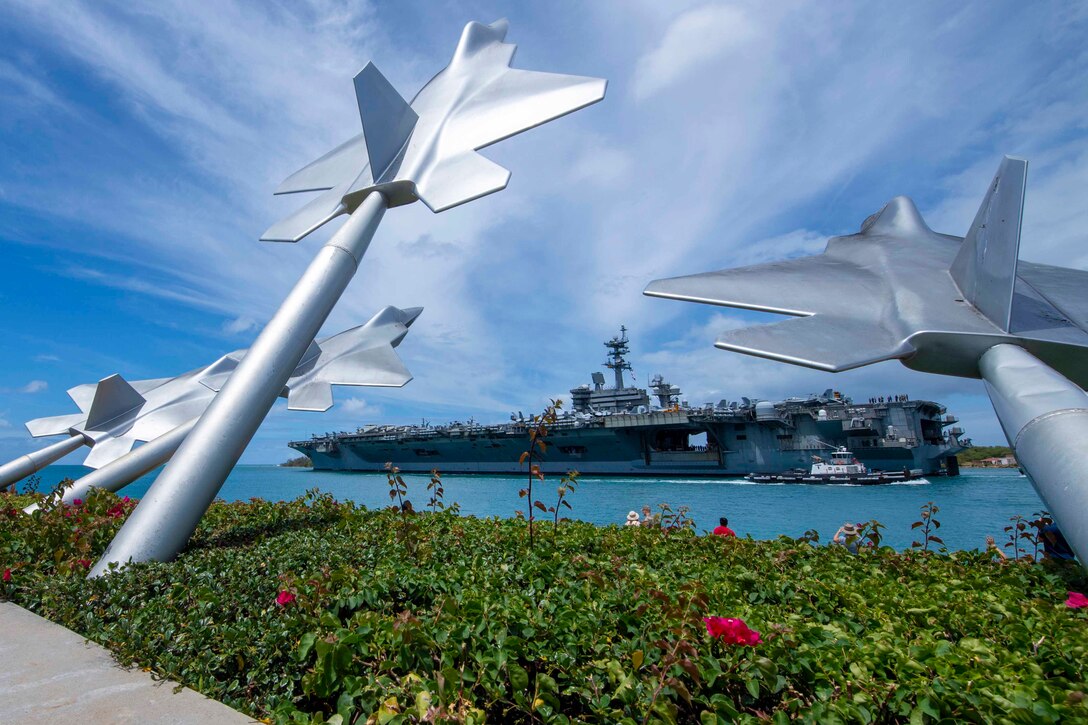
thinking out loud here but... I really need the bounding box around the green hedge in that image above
[2,488,1086,723]
[957,446,1015,464]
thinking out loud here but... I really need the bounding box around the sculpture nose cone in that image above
[860,196,932,237]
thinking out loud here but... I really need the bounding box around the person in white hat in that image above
[833,522,861,553]
[624,511,641,526]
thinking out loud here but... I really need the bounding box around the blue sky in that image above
[1,1,1086,465]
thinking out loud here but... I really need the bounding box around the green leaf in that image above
[536,673,558,695]
[509,663,529,691]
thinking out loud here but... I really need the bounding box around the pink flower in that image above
[1066,591,1088,609]
[2,568,11,582]
[704,616,762,646]
[72,499,83,507]
[276,590,296,607]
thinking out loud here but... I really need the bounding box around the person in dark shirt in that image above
[712,517,736,537]
[1041,523,1076,561]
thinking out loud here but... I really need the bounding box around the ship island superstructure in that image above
[290,328,969,477]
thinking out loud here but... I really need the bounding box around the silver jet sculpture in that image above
[10,306,420,513]
[92,19,606,576]
[645,157,1088,563]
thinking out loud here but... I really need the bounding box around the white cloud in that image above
[0,381,49,394]
[339,397,378,416]
[223,316,259,335]
[727,229,829,267]
[569,141,635,188]
[33,354,60,362]
[633,4,759,99]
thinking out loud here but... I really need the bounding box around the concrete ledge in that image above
[0,602,255,724]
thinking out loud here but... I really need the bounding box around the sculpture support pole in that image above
[980,344,1088,563]
[23,420,198,515]
[90,193,388,576]
[0,435,85,490]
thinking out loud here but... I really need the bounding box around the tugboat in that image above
[745,447,925,484]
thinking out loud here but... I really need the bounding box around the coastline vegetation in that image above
[282,455,313,468]
[2,485,1086,723]
[957,446,1015,466]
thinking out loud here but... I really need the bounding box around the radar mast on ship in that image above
[571,326,653,413]
[604,326,633,390]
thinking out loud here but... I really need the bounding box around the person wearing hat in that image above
[624,511,641,527]
[640,504,659,528]
[833,522,861,554]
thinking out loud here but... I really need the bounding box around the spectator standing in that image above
[833,522,861,554]
[1041,523,1076,561]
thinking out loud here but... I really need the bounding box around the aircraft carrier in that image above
[290,328,969,477]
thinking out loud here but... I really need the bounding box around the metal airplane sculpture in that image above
[8,306,421,513]
[646,156,1088,564]
[93,19,606,575]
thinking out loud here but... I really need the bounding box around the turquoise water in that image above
[24,466,1042,552]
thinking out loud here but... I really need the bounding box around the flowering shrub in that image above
[2,488,1087,723]
[1067,591,1088,609]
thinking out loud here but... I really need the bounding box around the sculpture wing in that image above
[716,315,913,372]
[260,184,349,242]
[644,255,875,317]
[67,382,98,413]
[450,68,607,152]
[286,345,412,412]
[82,434,138,470]
[274,135,369,195]
[25,413,86,438]
[1018,261,1088,334]
[414,151,511,213]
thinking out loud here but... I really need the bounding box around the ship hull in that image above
[291,407,960,478]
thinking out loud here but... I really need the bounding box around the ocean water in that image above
[23,466,1043,553]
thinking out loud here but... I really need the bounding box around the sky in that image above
[0,0,1086,465]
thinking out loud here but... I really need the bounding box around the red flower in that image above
[72,499,83,507]
[76,559,91,569]
[1066,591,1088,609]
[276,590,296,607]
[2,568,11,582]
[704,616,762,646]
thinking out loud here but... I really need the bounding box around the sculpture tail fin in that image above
[84,374,146,431]
[949,156,1028,332]
[354,62,418,183]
